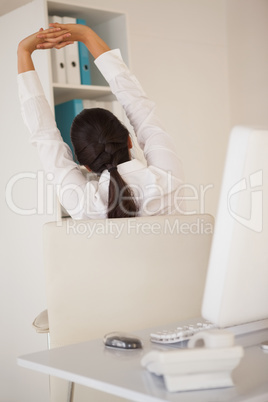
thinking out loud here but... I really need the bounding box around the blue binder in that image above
[77,18,92,85]
[55,99,84,161]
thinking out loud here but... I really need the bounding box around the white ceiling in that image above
[0,0,32,16]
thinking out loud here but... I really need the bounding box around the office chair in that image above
[35,213,214,402]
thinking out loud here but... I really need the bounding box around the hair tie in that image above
[108,166,117,173]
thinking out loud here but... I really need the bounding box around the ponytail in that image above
[108,167,138,218]
[71,108,139,218]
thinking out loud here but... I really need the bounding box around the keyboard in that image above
[150,318,268,344]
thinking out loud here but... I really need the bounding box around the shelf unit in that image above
[11,0,134,220]
[46,0,129,105]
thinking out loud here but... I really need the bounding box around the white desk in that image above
[18,320,268,402]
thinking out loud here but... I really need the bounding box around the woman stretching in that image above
[17,23,184,219]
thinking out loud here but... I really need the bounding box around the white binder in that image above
[62,16,81,85]
[49,16,67,84]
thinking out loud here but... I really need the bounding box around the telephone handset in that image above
[141,330,244,392]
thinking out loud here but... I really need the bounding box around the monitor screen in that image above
[202,126,268,328]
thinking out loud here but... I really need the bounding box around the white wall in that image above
[84,0,230,216]
[226,0,268,128]
[126,0,230,216]
[1,0,267,401]
[0,2,53,402]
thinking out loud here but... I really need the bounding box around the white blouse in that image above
[18,49,184,219]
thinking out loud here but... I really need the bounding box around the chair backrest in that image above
[43,214,214,349]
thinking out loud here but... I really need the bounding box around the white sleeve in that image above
[17,70,92,217]
[94,49,182,178]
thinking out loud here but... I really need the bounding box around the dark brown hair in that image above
[71,108,138,218]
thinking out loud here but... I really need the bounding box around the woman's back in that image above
[17,26,184,220]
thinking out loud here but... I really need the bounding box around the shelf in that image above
[47,0,122,25]
[53,83,114,104]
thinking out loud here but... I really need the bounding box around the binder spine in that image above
[62,17,81,85]
[49,16,66,84]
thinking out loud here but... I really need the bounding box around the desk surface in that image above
[18,319,268,402]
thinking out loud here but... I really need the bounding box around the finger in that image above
[36,42,55,50]
[49,22,66,29]
[40,27,62,34]
[36,29,69,39]
[36,38,74,50]
[36,27,64,39]
[39,28,44,32]
[37,34,71,44]
[54,41,74,49]
[41,33,72,45]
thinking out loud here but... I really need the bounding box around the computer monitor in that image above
[202,126,268,328]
